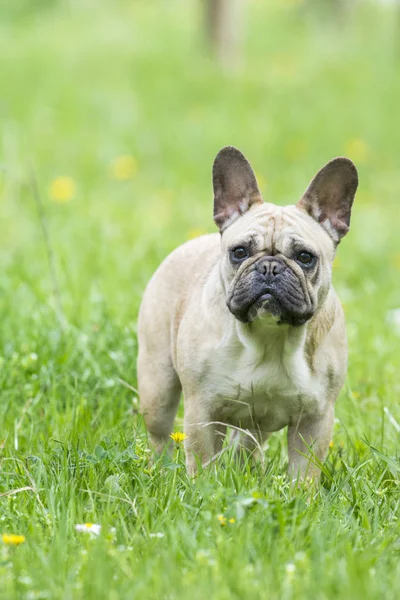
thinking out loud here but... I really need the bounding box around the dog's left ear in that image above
[297,157,358,243]
[213,146,264,231]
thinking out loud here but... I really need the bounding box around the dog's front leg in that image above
[287,404,334,482]
[183,401,217,476]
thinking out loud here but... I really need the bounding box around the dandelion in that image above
[390,254,400,271]
[2,534,26,546]
[169,432,188,444]
[48,176,76,203]
[285,139,307,161]
[109,155,137,181]
[329,440,334,449]
[217,514,227,526]
[186,228,207,241]
[255,172,267,190]
[75,523,101,536]
[217,514,235,526]
[251,491,263,499]
[344,139,369,164]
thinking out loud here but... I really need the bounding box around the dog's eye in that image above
[231,246,249,262]
[296,251,315,267]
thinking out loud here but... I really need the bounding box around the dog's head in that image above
[213,146,358,326]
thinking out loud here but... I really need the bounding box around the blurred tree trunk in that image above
[205,0,242,70]
[306,0,355,21]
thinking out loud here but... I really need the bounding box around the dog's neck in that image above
[235,316,307,358]
[232,288,337,370]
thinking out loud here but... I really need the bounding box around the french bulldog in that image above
[137,146,358,479]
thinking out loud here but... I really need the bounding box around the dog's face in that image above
[213,147,358,325]
[220,203,335,325]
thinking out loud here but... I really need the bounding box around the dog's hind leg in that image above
[137,269,183,455]
[138,350,182,454]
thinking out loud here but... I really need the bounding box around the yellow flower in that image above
[109,155,138,181]
[285,139,307,161]
[217,514,227,526]
[329,440,334,449]
[48,176,76,203]
[2,533,26,545]
[390,254,400,271]
[217,514,235,526]
[169,432,188,444]
[252,491,263,499]
[344,139,369,164]
[255,172,267,191]
[186,228,207,241]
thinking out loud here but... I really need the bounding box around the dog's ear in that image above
[297,157,358,243]
[213,146,263,231]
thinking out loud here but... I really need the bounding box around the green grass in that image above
[1,0,400,598]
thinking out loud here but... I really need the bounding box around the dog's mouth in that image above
[229,289,313,327]
[247,291,280,321]
[228,288,279,323]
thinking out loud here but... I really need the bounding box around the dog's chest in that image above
[207,341,321,430]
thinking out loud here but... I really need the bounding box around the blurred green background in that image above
[1,0,399,426]
[1,1,400,598]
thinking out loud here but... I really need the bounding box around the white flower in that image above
[149,532,164,538]
[285,562,296,574]
[75,523,101,536]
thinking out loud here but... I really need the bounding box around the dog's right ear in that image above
[213,146,264,231]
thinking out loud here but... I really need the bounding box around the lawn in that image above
[0,1,400,598]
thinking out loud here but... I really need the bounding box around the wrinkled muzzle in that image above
[227,257,315,326]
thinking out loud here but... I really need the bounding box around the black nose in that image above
[256,258,286,277]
